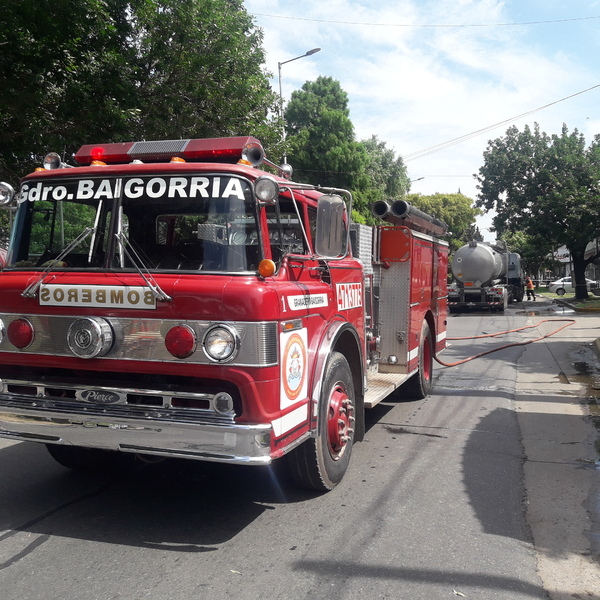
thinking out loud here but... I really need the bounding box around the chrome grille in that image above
[0,378,235,425]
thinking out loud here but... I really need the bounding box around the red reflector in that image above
[8,318,34,349]
[165,325,197,359]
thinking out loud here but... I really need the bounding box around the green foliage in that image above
[352,136,410,224]
[284,76,369,190]
[476,123,600,299]
[360,136,410,198]
[29,201,98,255]
[0,0,280,185]
[405,192,481,252]
[285,81,410,222]
[498,231,555,275]
[0,0,137,181]
[0,211,13,247]
[130,0,279,144]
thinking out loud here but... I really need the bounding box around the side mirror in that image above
[315,194,347,258]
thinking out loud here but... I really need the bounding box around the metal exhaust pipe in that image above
[371,200,391,220]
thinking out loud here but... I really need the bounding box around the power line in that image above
[252,12,600,29]
[402,83,600,162]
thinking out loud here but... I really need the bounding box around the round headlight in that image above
[67,317,113,359]
[0,182,15,206]
[254,175,279,204]
[202,324,239,363]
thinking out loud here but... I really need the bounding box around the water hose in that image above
[435,319,576,367]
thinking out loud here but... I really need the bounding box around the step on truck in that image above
[0,137,448,491]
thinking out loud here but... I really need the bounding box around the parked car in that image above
[548,276,595,296]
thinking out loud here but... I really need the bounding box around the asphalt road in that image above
[0,300,597,600]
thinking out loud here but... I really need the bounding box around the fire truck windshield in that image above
[6,175,263,273]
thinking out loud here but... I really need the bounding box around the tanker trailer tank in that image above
[452,242,504,287]
[448,241,518,312]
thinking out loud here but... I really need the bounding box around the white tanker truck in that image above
[448,241,524,311]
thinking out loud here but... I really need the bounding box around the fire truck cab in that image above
[0,137,448,491]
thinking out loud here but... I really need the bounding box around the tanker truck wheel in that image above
[46,444,136,472]
[403,321,433,399]
[286,352,355,492]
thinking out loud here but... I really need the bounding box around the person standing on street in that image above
[526,276,536,300]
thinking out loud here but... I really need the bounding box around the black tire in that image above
[556,288,565,296]
[46,444,137,472]
[402,321,433,400]
[287,352,355,492]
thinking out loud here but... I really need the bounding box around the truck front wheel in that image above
[287,352,355,492]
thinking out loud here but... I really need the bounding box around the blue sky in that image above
[243,0,600,239]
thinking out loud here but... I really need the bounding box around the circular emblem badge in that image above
[282,333,306,401]
[67,317,113,359]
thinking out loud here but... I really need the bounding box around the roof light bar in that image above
[74,136,264,166]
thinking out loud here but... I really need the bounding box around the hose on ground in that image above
[435,319,576,367]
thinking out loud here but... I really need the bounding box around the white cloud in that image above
[246,0,600,231]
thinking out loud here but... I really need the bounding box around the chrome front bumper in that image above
[0,402,273,465]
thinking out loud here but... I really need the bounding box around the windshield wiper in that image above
[22,226,95,298]
[114,232,172,302]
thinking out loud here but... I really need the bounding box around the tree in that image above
[352,136,410,223]
[284,76,369,190]
[0,0,138,182]
[130,0,279,145]
[405,192,481,252]
[0,0,280,185]
[498,231,555,277]
[360,136,410,198]
[476,123,600,299]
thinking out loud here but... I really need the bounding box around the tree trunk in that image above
[570,249,589,300]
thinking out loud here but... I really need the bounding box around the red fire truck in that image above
[0,137,448,491]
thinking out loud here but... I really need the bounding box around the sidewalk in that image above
[515,299,600,599]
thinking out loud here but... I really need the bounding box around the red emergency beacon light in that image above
[75,136,263,166]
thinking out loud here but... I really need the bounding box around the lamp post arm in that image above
[277,48,321,162]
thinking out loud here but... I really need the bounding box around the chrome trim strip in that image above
[0,314,278,366]
[0,405,272,465]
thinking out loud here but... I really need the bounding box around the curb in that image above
[551,297,600,313]
[551,298,600,361]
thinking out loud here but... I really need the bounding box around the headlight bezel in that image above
[202,324,240,363]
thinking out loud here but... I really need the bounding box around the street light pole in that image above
[278,48,321,161]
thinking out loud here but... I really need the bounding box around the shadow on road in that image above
[0,441,314,552]
[461,407,529,542]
